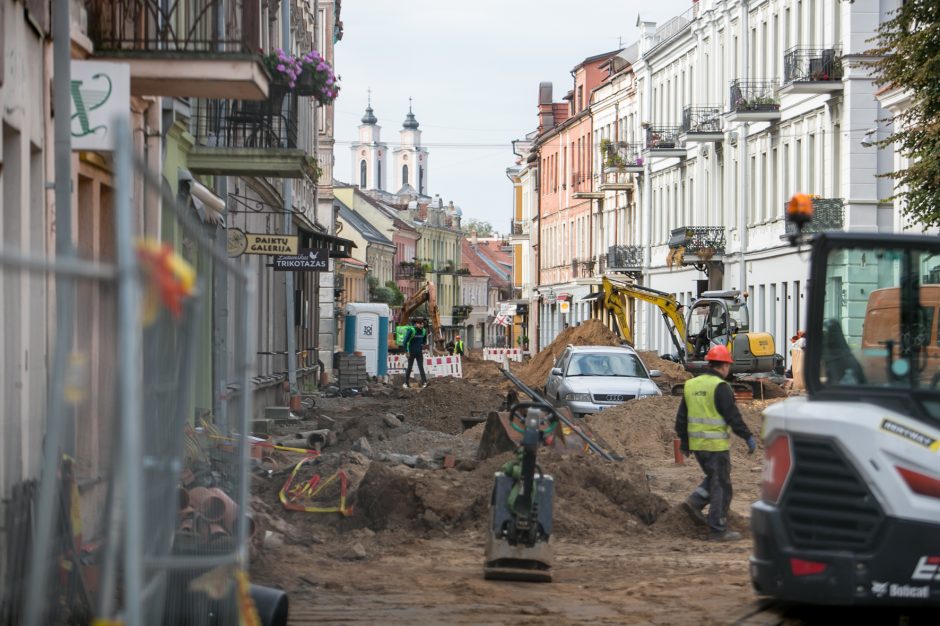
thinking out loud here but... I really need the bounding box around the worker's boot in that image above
[682,497,708,526]
[707,530,742,542]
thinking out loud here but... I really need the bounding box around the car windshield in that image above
[566,353,647,377]
[818,245,940,417]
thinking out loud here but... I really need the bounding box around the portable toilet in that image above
[343,303,390,377]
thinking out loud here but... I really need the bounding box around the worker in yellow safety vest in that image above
[675,344,758,541]
[452,335,465,356]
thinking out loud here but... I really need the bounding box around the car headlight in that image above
[564,392,592,401]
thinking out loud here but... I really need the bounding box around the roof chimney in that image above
[537,81,555,132]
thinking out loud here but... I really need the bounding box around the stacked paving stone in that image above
[337,353,369,389]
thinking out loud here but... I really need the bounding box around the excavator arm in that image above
[601,277,689,361]
[393,281,446,354]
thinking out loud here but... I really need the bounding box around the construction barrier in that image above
[388,354,463,379]
[483,348,524,363]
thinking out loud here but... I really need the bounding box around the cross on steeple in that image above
[367,87,372,107]
[409,96,413,113]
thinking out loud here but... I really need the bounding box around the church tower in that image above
[392,99,429,196]
[350,92,388,191]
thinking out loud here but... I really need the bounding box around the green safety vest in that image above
[453,340,464,355]
[396,325,414,347]
[683,374,731,452]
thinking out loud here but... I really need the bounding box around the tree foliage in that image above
[461,218,494,237]
[867,1,940,228]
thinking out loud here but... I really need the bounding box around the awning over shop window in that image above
[579,291,604,303]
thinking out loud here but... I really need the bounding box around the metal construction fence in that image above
[0,118,262,625]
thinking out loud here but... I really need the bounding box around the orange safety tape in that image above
[278,457,352,515]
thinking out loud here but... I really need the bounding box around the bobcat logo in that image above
[871,581,889,598]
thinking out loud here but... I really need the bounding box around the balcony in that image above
[727,79,781,122]
[86,0,268,99]
[680,105,724,143]
[570,258,596,278]
[452,305,473,323]
[607,245,643,272]
[188,92,316,179]
[784,197,844,235]
[667,226,725,266]
[604,142,646,174]
[509,219,528,240]
[780,47,844,96]
[644,127,686,158]
[396,261,426,281]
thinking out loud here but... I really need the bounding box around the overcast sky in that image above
[333,0,693,231]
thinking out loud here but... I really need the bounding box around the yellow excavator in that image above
[389,280,446,354]
[601,276,777,377]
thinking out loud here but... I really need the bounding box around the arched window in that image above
[360,160,367,188]
[419,167,424,193]
[377,161,382,189]
[402,164,409,186]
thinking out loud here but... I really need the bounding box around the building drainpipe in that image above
[738,0,749,295]
[282,0,299,402]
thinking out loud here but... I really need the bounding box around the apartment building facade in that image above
[518,0,903,365]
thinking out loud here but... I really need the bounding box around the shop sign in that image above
[559,301,571,314]
[273,249,329,271]
[70,60,130,151]
[244,233,299,255]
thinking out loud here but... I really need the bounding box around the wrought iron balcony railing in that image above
[607,245,643,271]
[396,262,426,280]
[783,47,843,84]
[600,141,644,170]
[192,91,299,150]
[668,226,726,258]
[645,127,684,150]
[785,198,844,234]
[87,0,261,55]
[682,106,723,134]
[452,305,473,321]
[510,220,525,236]
[729,79,780,113]
[569,258,596,278]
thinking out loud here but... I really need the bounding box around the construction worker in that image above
[402,318,429,389]
[452,334,465,356]
[675,344,757,541]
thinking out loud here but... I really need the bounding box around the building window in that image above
[402,164,409,186]
[360,160,367,188]
[419,166,424,193]
[378,160,382,189]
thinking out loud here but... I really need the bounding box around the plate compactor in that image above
[483,402,558,583]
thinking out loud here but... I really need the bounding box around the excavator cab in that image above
[684,292,776,376]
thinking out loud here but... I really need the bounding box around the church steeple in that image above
[402,97,419,130]
[351,88,387,190]
[393,97,429,196]
[361,89,378,125]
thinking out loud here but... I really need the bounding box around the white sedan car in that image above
[544,345,662,417]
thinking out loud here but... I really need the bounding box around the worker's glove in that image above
[746,436,758,455]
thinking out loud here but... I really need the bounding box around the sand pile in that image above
[518,320,621,388]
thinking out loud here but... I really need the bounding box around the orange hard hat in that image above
[705,344,734,364]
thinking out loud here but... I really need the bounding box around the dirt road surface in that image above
[247,352,931,625]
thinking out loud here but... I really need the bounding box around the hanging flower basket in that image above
[260,48,340,105]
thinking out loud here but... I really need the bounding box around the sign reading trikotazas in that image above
[71,61,131,152]
[273,249,329,271]
[245,233,299,255]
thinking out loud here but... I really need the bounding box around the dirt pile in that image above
[349,449,672,537]
[585,395,778,465]
[636,351,692,388]
[518,320,621,388]
[398,376,505,435]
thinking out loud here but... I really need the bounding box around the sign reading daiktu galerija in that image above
[70,61,131,152]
